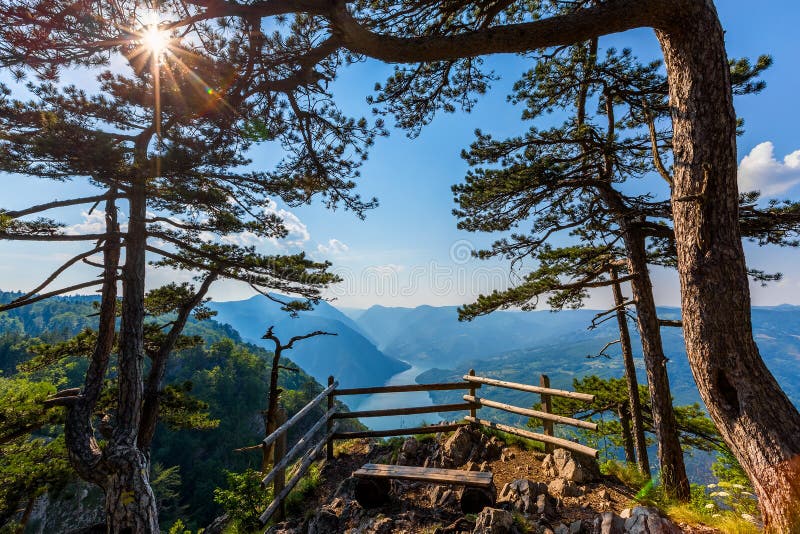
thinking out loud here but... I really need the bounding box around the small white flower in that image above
[733,484,746,490]
[705,503,715,509]
[715,491,730,497]
[710,491,720,497]
[707,483,717,488]
[712,514,722,518]
[742,513,757,523]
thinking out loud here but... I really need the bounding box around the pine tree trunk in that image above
[104,174,159,532]
[263,349,283,472]
[618,403,637,465]
[624,228,690,500]
[657,2,800,530]
[103,445,159,533]
[611,267,651,475]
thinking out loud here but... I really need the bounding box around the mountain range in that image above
[208,295,410,392]
[211,297,800,413]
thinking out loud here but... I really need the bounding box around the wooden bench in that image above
[353,463,495,513]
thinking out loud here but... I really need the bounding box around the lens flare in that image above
[141,24,169,57]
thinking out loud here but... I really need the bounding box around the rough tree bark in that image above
[618,403,636,466]
[623,227,689,498]
[104,172,159,532]
[656,1,800,529]
[610,267,651,475]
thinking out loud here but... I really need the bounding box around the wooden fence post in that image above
[540,374,554,453]
[468,369,477,423]
[327,376,335,461]
[273,407,288,520]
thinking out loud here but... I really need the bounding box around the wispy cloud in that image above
[317,238,350,256]
[739,142,800,197]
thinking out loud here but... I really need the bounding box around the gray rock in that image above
[497,479,549,514]
[443,427,475,467]
[548,478,584,497]
[334,476,360,500]
[541,449,600,483]
[591,512,624,534]
[535,493,558,520]
[569,519,584,534]
[623,506,681,534]
[553,524,570,534]
[474,507,514,533]
[308,509,339,534]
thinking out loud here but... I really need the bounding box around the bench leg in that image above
[354,478,391,508]
[460,485,495,514]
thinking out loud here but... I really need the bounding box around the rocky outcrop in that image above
[473,507,514,533]
[548,478,584,498]
[497,479,548,514]
[433,427,504,468]
[620,507,682,534]
[541,449,600,483]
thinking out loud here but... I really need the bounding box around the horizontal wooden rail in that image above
[464,375,594,402]
[335,382,476,396]
[261,409,337,487]
[262,381,338,449]
[463,395,597,431]
[465,416,598,458]
[333,422,467,440]
[333,402,474,420]
[259,427,336,524]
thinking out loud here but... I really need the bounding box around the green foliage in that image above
[213,469,271,533]
[527,374,724,461]
[285,463,323,517]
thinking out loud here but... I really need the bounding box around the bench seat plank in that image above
[353,463,493,488]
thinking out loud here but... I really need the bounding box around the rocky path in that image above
[265,427,721,534]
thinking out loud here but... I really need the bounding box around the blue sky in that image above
[2,0,800,309]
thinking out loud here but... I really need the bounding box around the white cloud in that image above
[738,142,800,197]
[215,200,311,250]
[263,200,310,248]
[63,210,128,235]
[317,238,350,256]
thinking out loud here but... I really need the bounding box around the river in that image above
[345,364,449,431]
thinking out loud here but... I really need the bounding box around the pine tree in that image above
[3,0,800,528]
[0,42,343,529]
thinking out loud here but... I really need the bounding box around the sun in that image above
[140,24,169,57]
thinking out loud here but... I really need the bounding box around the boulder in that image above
[308,509,339,534]
[397,437,420,465]
[591,512,624,534]
[497,479,548,514]
[443,427,475,467]
[541,449,600,483]
[473,507,514,534]
[548,478,584,497]
[569,520,585,534]
[623,507,681,534]
[535,493,558,520]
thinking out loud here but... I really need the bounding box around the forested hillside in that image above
[0,291,357,530]
[209,295,409,392]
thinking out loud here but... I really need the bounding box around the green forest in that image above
[1,1,800,533]
[0,292,354,530]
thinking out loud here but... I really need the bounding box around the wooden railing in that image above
[257,379,338,524]
[257,371,596,524]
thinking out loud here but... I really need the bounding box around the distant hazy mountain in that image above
[208,295,409,391]
[356,304,606,367]
[410,305,800,412]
